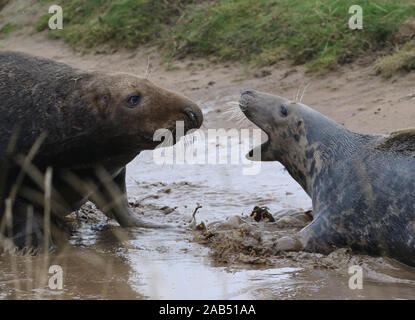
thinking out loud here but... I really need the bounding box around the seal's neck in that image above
[276,109,371,197]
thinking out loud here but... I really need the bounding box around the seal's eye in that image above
[280,105,288,117]
[127,94,141,107]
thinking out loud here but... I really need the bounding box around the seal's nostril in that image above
[242,90,254,96]
[188,111,196,123]
[184,104,202,128]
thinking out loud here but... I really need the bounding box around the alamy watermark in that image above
[152,122,263,175]
[348,265,363,290]
[349,5,363,30]
[48,5,63,30]
[48,265,63,290]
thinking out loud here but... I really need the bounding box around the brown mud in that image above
[0,28,415,299]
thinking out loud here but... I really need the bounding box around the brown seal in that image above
[0,51,203,250]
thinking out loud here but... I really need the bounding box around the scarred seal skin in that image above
[0,51,203,250]
[240,90,415,267]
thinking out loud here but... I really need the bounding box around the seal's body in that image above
[0,51,203,249]
[240,90,415,266]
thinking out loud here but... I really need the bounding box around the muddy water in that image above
[1,99,415,300]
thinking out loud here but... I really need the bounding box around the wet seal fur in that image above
[0,51,203,250]
[240,90,415,267]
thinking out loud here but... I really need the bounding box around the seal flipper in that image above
[93,167,171,229]
[298,216,348,255]
[376,128,415,154]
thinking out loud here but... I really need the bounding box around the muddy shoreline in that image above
[1,31,415,299]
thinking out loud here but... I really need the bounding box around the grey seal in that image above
[0,51,203,250]
[240,89,415,267]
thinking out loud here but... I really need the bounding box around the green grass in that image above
[169,0,415,72]
[33,0,202,47]
[376,40,415,78]
[0,23,19,37]
[31,0,415,72]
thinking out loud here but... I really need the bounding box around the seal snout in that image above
[184,103,203,129]
[239,89,257,112]
[241,90,256,97]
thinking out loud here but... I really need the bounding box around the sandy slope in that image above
[0,33,414,134]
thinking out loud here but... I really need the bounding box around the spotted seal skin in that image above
[240,90,415,267]
[0,51,203,250]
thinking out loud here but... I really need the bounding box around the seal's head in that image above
[49,71,206,169]
[82,72,203,151]
[239,90,312,162]
[239,89,355,195]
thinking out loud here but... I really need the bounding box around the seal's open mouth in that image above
[239,100,271,161]
[247,136,270,161]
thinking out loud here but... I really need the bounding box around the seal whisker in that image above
[183,134,193,148]
[166,131,174,148]
[222,101,252,128]
[196,101,209,130]
[144,55,151,79]
[223,102,245,119]
[200,120,209,130]
[295,85,302,103]
[299,82,311,103]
